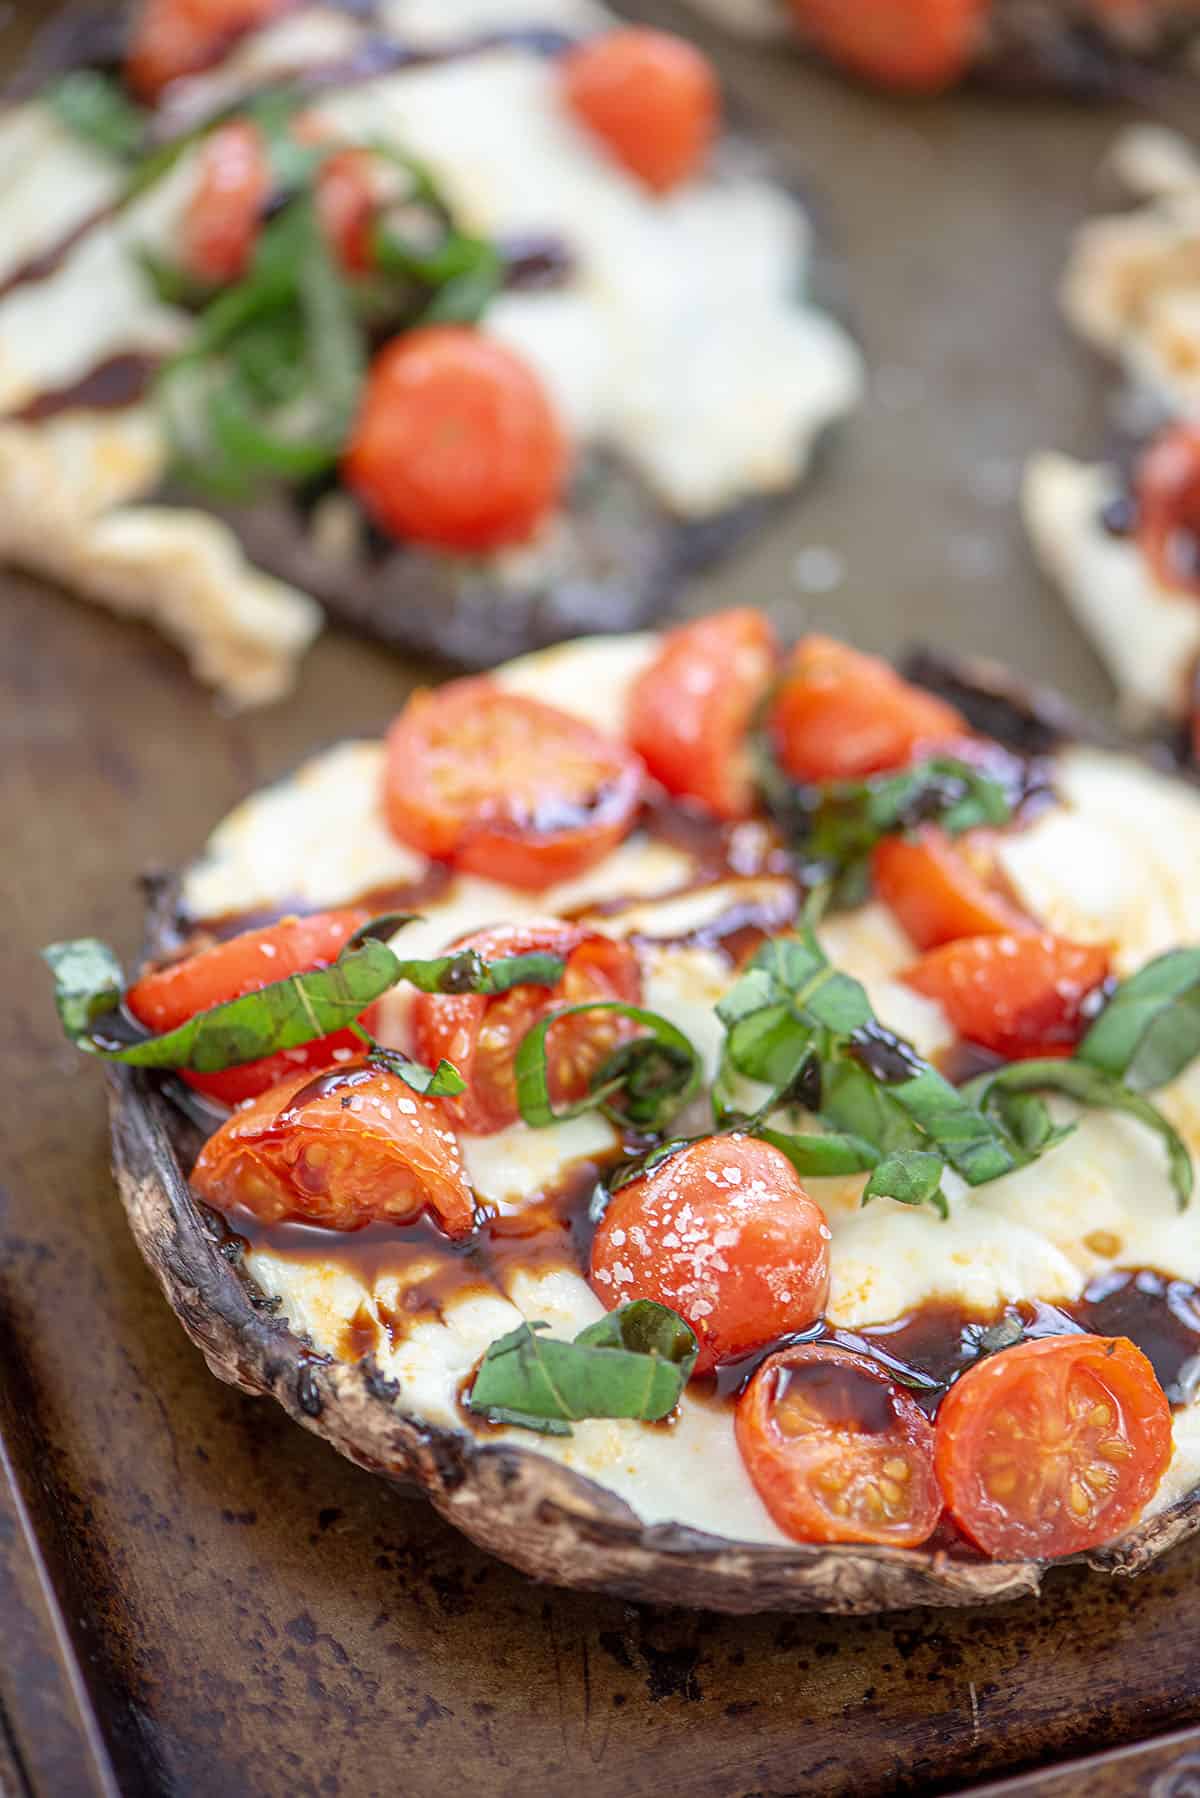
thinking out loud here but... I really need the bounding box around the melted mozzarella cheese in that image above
[193,633,1200,1539]
[1023,451,1200,723]
[310,46,861,515]
[0,103,124,288]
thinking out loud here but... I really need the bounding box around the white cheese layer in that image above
[182,632,1200,1541]
[312,46,862,514]
[1023,451,1200,724]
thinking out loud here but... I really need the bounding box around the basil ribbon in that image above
[467,1301,698,1436]
[757,748,1013,903]
[44,917,567,1096]
[514,1002,702,1133]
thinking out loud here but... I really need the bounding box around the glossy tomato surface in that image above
[181,119,271,284]
[127,909,376,1106]
[589,1135,831,1376]
[315,147,377,274]
[1136,422,1200,598]
[629,608,778,820]
[412,921,642,1136]
[561,27,718,192]
[191,1062,474,1234]
[383,678,644,889]
[787,0,987,92]
[768,635,967,785]
[904,931,1110,1059]
[934,1334,1172,1559]
[737,1343,942,1546]
[872,825,1029,951]
[343,327,567,552]
[127,0,285,98]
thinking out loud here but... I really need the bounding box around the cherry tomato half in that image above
[935,1334,1172,1559]
[315,147,378,275]
[768,636,967,786]
[903,931,1111,1060]
[737,1343,943,1546]
[589,1135,831,1376]
[629,608,779,821]
[412,920,642,1136]
[181,118,271,285]
[127,0,286,100]
[127,909,376,1107]
[383,678,645,890]
[787,0,987,94]
[343,327,567,553]
[191,1062,474,1234]
[561,27,718,194]
[872,825,1030,952]
[1136,422,1200,598]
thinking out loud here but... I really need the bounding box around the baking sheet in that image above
[4,2,1200,1793]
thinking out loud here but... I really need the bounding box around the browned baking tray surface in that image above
[5,2,1200,1793]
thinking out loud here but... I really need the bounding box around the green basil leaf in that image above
[798,966,873,1036]
[468,1302,698,1436]
[514,1002,701,1131]
[988,1088,1074,1157]
[47,912,568,1081]
[364,1044,465,1097]
[965,1059,1193,1209]
[392,948,565,997]
[1077,948,1200,1091]
[753,1124,879,1179]
[43,939,125,1038]
[76,935,403,1072]
[863,1150,948,1215]
[46,71,147,160]
[762,751,1012,894]
[873,1059,1021,1187]
[722,1002,814,1089]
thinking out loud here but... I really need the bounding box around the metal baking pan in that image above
[5,1,1200,1793]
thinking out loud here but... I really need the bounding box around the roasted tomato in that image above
[561,27,718,193]
[935,1334,1172,1559]
[589,1135,831,1376]
[127,910,376,1107]
[768,636,967,786]
[191,1062,475,1234]
[343,327,567,552]
[412,921,642,1136]
[383,678,644,889]
[629,608,779,820]
[315,147,378,275]
[872,825,1030,951]
[737,1343,942,1546]
[1136,422,1200,598]
[181,118,271,285]
[787,0,987,93]
[903,931,1111,1060]
[127,0,286,100]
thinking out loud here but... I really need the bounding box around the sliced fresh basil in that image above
[753,1124,879,1180]
[862,1149,948,1215]
[514,1002,701,1132]
[759,747,1012,896]
[392,947,565,997]
[59,935,404,1073]
[46,919,566,1088]
[46,71,147,160]
[467,1302,698,1436]
[965,1059,1193,1210]
[1077,947,1200,1092]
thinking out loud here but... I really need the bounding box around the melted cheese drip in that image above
[182,633,1200,1543]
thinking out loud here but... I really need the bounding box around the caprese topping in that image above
[45,616,1200,1560]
